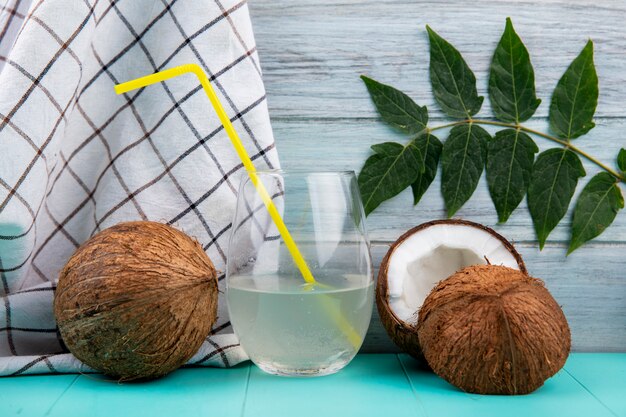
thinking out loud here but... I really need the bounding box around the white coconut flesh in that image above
[387,223,521,324]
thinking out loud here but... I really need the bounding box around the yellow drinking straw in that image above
[115,64,362,349]
[115,64,315,284]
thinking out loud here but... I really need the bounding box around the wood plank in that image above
[1,354,623,417]
[398,354,616,417]
[565,353,626,417]
[250,0,626,354]
[0,374,78,417]
[272,118,626,243]
[243,354,423,417]
[250,0,626,120]
[45,366,250,417]
[360,243,626,353]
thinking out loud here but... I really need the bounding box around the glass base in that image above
[254,358,351,377]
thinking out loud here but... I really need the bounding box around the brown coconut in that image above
[377,219,526,360]
[54,221,218,380]
[417,265,570,395]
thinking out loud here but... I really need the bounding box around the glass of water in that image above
[226,170,373,376]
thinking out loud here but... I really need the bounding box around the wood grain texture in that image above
[250,0,626,120]
[248,0,626,352]
[272,118,626,243]
[362,243,626,352]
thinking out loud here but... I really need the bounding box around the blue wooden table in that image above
[1,354,623,417]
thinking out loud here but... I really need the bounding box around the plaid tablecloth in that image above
[0,0,278,375]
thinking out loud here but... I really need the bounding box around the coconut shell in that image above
[54,221,218,380]
[376,219,526,361]
[417,265,571,395]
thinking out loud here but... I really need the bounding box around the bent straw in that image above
[115,64,315,284]
[115,64,362,349]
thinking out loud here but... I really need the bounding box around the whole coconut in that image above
[54,221,218,380]
[417,265,570,395]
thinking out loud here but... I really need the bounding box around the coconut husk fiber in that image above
[54,221,218,380]
[417,265,570,395]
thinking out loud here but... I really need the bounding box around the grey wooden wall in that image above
[248,0,626,352]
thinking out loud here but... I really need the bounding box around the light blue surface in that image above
[0,374,78,417]
[566,353,626,417]
[0,354,624,417]
[399,354,618,417]
[46,365,250,417]
[243,354,421,417]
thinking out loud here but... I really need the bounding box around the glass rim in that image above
[250,169,356,176]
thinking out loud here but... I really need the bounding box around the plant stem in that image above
[428,121,466,132]
[428,119,626,183]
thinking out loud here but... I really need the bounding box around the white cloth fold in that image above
[0,0,278,375]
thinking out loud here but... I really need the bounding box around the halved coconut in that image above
[376,219,526,358]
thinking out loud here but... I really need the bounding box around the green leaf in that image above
[528,148,586,249]
[441,124,490,216]
[411,132,443,205]
[568,172,624,254]
[358,142,423,215]
[618,148,626,173]
[426,26,484,119]
[489,18,541,123]
[361,76,428,134]
[486,129,539,222]
[549,40,598,140]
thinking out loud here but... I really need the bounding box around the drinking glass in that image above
[226,170,373,376]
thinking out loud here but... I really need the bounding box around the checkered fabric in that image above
[0,0,279,375]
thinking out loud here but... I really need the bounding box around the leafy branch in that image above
[358,18,625,254]
[428,119,626,183]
